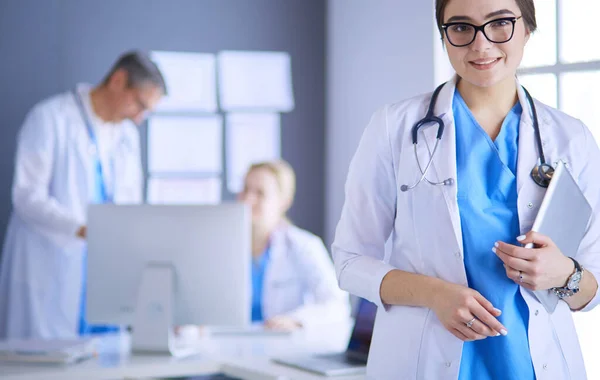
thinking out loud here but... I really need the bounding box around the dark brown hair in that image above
[435,0,537,39]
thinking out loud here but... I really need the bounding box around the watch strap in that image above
[552,257,583,299]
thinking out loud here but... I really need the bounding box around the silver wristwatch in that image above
[552,257,583,299]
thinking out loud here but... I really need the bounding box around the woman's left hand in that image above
[494,231,574,291]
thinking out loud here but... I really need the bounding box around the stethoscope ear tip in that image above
[400,185,409,192]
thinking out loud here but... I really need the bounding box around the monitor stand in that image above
[131,262,200,357]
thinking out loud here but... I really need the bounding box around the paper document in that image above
[0,338,97,364]
[148,115,223,173]
[151,51,217,112]
[226,113,281,193]
[218,51,295,112]
[147,177,222,205]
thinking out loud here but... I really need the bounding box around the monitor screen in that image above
[346,299,377,357]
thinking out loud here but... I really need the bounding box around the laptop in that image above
[204,324,291,337]
[528,160,592,313]
[273,299,376,376]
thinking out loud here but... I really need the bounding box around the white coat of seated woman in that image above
[239,160,350,331]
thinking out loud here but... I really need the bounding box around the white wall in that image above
[325,0,436,245]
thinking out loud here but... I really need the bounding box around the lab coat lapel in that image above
[515,83,552,232]
[421,79,463,251]
[261,225,286,316]
[67,95,97,202]
[515,83,538,196]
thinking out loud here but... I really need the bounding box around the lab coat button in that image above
[535,309,539,316]
[543,363,548,370]
[445,361,451,368]
[455,251,461,259]
[527,202,534,209]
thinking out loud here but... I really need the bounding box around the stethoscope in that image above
[400,82,555,192]
[72,89,117,202]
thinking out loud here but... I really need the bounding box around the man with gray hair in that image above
[0,50,166,339]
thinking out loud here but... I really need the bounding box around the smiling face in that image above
[441,0,531,89]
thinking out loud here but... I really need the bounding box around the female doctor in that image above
[333,0,600,378]
[239,160,350,331]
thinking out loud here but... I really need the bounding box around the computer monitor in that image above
[86,203,251,356]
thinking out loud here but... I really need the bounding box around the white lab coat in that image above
[332,78,600,379]
[262,223,350,328]
[0,84,143,339]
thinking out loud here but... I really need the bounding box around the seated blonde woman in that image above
[239,160,350,331]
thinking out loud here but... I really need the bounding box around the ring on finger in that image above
[465,317,476,328]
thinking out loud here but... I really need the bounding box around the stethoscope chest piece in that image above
[530,163,554,188]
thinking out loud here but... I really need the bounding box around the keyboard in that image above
[205,325,292,336]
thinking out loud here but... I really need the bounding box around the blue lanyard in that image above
[72,90,114,203]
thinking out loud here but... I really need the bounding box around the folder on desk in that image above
[0,338,98,365]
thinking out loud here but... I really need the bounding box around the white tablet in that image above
[528,160,592,313]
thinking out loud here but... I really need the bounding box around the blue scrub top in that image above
[453,90,535,379]
[251,246,270,322]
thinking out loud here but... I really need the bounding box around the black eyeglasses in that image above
[442,16,522,47]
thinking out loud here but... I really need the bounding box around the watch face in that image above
[568,272,583,289]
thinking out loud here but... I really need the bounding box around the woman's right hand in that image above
[430,282,508,342]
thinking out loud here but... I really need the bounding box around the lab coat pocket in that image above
[366,306,427,378]
[417,310,462,378]
[407,182,461,279]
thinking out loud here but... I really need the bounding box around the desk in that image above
[0,321,366,380]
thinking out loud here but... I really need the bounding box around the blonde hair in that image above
[247,159,296,213]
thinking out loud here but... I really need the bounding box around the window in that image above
[518,1,600,140]
[517,73,557,108]
[559,2,600,63]
[520,0,557,68]
[560,70,600,141]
